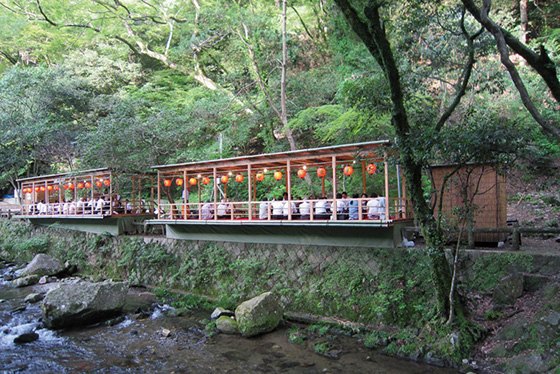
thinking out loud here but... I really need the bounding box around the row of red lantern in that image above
[162,164,377,187]
[22,179,110,194]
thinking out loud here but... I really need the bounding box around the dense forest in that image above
[1,0,559,344]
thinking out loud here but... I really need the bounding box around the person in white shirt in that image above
[37,200,46,215]
[201,201,213,220]
[217,199,229,219]
[87,198,96,214]
[367,193,380,219]
[271,197,284,220]
[125,200,133,213]
[62,201,69,215]
[377,195,386,220]
[335,193,348,220]
[299,198,310,220]
[77,198,85,214]
[259,197,269,220]
[315,197,329,219]
[69,201,76,214]
[96,196,105,214]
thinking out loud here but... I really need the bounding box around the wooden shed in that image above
[431,163,507,244]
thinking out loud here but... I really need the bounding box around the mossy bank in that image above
[1,219,559,372]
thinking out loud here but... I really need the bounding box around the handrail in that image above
[156,198,412,222]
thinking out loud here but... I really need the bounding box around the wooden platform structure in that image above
[431,163,507,244]
[151,141,414,248]
[16,168,155,235]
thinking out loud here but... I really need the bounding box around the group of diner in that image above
[177,192,388,221]
[25,195,147,216]
[259,192,387,220]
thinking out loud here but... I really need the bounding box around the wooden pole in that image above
[361,161,366,194]
[157,172,161,219]
[384,151,390,219]
[248,164,252,220]
[213,168,218,221]
[332,156,337,218]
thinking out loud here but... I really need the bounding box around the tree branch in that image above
[471,0,560,140]
[461,0,560,103]
[435,8,483,131]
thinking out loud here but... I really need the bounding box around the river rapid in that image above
[0,262,459,374]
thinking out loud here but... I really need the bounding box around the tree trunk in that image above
[333,0,453,319]
[281,0,297,151]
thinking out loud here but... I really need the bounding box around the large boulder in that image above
[493,273,524,306]
[41,281,128,329]
[20,254,64,277]
[235,292,283,337]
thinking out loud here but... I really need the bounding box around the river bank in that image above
[0,260,459,374]
[0,219,559,373]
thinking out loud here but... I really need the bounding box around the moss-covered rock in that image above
[41,280,128,329]
[235,292,283,337]
[20,253,64,277]
[215,315,239,334]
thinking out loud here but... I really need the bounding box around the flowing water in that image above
[0,263,460,374]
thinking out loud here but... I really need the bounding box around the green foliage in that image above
[466,253,533,293]
[288,327,307,345]
[153,288,214,311]
[15,237,49,254]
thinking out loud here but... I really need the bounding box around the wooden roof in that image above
[17,168,111,183]
[152,140,392,175]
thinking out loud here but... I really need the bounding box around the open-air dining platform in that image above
[16,168,155,235]
[151,141,414,248]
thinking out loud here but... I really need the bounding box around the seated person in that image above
[299,198,310,220]
[348,193,360,220]
[315,197,330,219]
[125,199,133,214]
[271,197,284,220]
[335,192,348,220]
[377,195,386,220]
[201,201,214,220]
[259,197,270,220]
[217,199,230,219]
[367,193,380,219]
[76,198,85,214]
[95,196,105,214]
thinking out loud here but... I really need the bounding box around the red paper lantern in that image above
[235,174,244,183]
[54,185,59,191]
[256,172,265,181]
[343,165,354,176]
[104,179,111,186]
[317,167,327,178]
[367,163,377,174]
[189,177,197,186]
[176,178,184,186]
[47,185,53,191]
[297,169,306,178]
[220,175,229,184]
[40,186,46,192]
[77,182,84,189]
[22,188,27,194]
[95,180,102,188]
[35,187,40,192]
[68,183,75,190]
[63,184,69,190]
[85,181,92,188]
[274,171,283,181]
[202,176,210,185]
[163,179,172,187]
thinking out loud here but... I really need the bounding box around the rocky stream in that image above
[0,259,461,374]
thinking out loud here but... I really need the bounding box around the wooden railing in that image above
[20,201,152,217]
[157,197,412,222]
